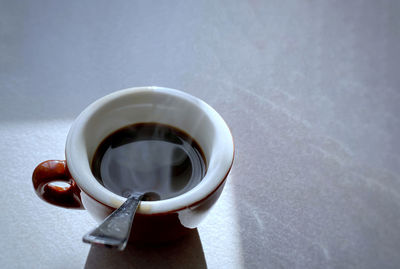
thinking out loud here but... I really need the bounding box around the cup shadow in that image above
[84,229,207,269]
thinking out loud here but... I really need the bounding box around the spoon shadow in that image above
[84,229,207,269]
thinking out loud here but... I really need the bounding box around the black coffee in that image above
[91,123,206,201]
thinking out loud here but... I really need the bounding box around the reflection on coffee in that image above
[91,123,206,201]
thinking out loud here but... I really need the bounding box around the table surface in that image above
[1,1,399,268]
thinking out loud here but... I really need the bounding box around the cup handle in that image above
[32,160,84,209]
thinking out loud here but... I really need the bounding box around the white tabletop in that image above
[1,1,399,268]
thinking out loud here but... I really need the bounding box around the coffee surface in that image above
[91,123,206,201]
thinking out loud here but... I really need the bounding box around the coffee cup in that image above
[32,86,234,243]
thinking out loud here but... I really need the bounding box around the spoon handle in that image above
[82,192,143,250]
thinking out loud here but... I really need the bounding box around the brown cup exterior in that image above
[33,159,230,243]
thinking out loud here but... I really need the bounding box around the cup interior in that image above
[66,87,234,214]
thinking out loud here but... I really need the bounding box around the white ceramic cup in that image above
[33,86,234,243]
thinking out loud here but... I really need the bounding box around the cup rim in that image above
[65,86,234,214]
